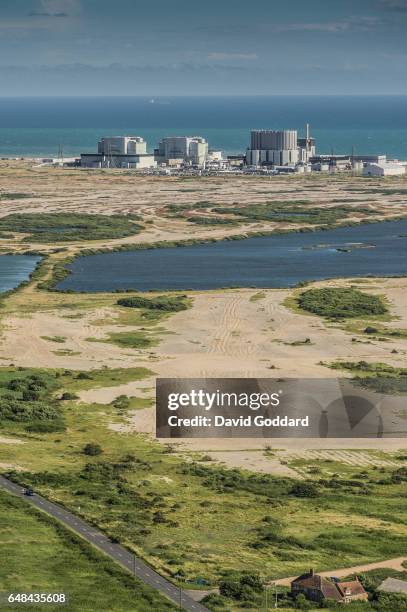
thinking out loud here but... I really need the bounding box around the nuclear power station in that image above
[246,130,299,166]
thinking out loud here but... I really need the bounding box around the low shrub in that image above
[298,288,387,319]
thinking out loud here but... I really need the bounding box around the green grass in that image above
[0,488,176,611]
[298,288,387,319]
[329,361,407,394]
[87,331,158,350]
[0,370,63,427]
[117,295,190,313]
[107,331,157,349]
[212,201,375,224]
[0,213,142,243]
[1,363,407,587]
[186,216,238,226]
[249,292,266,302]
[41,336,67,344]
[0,192,34,200]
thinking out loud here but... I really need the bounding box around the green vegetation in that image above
[100,331,157,349]
[0,367,152,430]
[1,365,407,589]
[204,566,407,611]
[187,216,238,225]
[0,192,34,200]
[165,202,213,214]
[347,187,407,195]
[117,294,190,312]
[83,442,103,456]
[0,488,176,611]
[298,288,387,319]
[361,326,407,340]
[329,361,407,394]
[41,335,67,343]
[0,213,142,243]
[250,291,266,302]
[0,370,63,428]
[212,201,374,224]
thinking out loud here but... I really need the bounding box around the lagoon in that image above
[58,220,407,292]
[0,255,41,293]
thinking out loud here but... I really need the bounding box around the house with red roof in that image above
[291,569,368,605]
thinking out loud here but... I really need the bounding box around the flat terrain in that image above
[0,487,176,611]
[1,163,407,603]
[1,160,407,254]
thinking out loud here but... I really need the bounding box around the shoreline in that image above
[50,217,407,293]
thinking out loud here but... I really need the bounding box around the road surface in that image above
[0,475,208,612]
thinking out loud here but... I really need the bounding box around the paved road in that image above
[0,475,208,612]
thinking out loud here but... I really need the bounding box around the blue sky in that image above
[1,0,407,95]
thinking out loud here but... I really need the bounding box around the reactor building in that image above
[155,136,209,167]
[246,130,299,166]
[80,136,156,169]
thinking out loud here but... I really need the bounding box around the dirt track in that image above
[271,557,407,586]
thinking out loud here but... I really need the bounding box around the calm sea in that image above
[0,96,406,159]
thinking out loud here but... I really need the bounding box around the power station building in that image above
[246,130,299,166]
[80,136,156,169]
[155,136,209,167]
[97,136,147,155]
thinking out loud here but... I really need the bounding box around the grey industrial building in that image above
[246,130,299,166]
[155,136,208,167]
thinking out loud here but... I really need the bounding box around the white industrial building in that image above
[246,130,299,166]
[156,136,209,167]
[81,135,156,169]
[363,162,405,177]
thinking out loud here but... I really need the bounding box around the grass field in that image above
[0,213,143,242]
[0,173,407,610]
[1,364,407,589]
[0,489,176,611]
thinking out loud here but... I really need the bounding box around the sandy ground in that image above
[4,280,406,374]
[2,277,406,470]
[1,160,407,254]
[1,163,407,473]
[0,436,24,444]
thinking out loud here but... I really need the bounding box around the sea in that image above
[0,96,406,159]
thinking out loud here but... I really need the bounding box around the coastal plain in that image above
[1,160,407,600]
[1,160,407,458]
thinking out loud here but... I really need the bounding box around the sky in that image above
[1,0,407,95]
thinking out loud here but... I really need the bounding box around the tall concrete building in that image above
[81,135,155,169]
[156,136,208,166]
[98,136,147,155]
[246,130,299,166]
